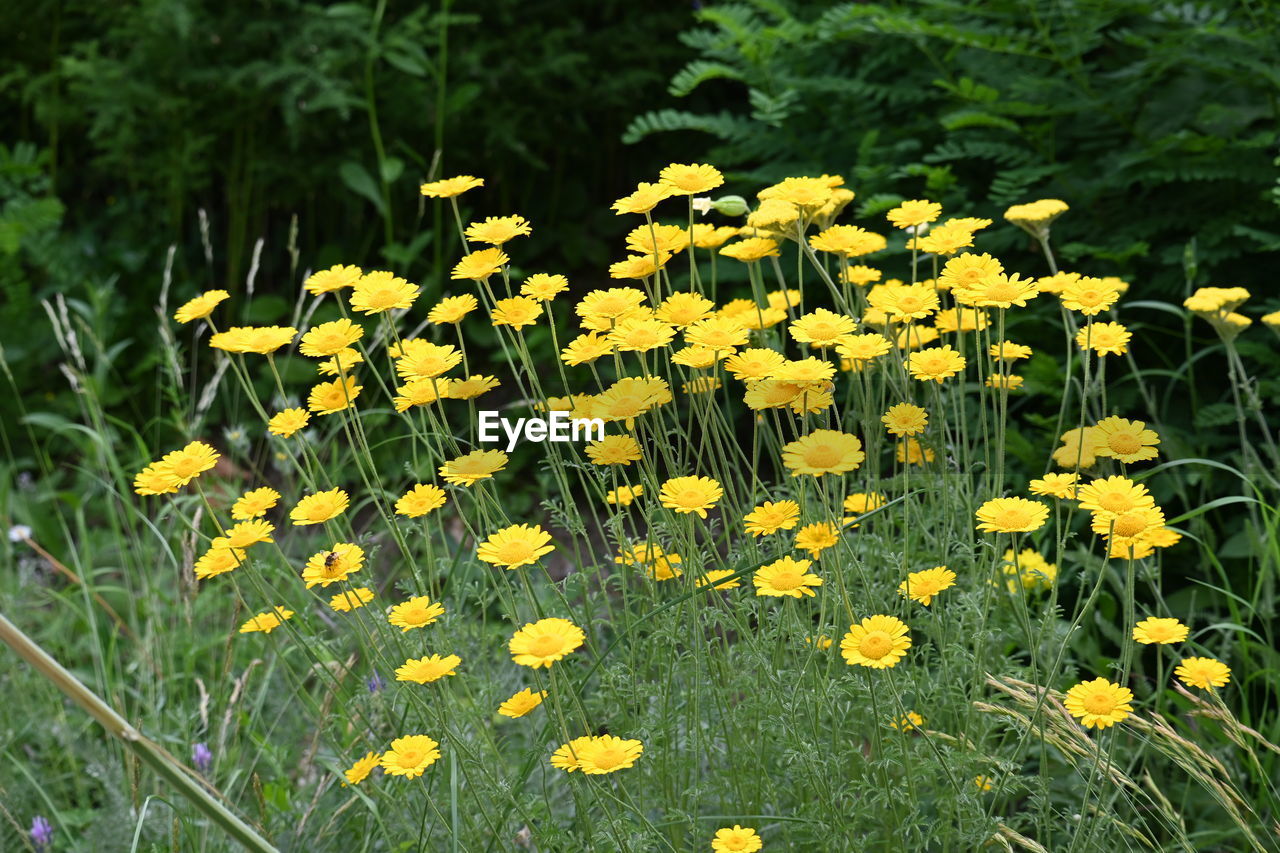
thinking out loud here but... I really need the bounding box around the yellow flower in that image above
[439,449,508,486]
[615,542,683,580]
[697,569,741,591]
[896,438,934,465]
[1075,475,1154,515]
[577,287,648,322]
[561,332,615,365]
[626,222,688,256]
[193,544,247,580]
[343,751,379,786]
[1000,548,1058,592]
[1133,616,1189,645]
[521,273,569,301]
[428,293,479,324]
[975,776,994,792]
[315,347,364,376]
[268,407,311,438]
[890,712,925,732]
[659,476,723,518]
[809,225,886,257]
[1175,657,1231,690]
[465,214,531,245]
[789,308,857,347]
[989,340,1032,361]
[387,595,446,631]
[887,199,942,229]
[156,441,221,488]
[1091,506,1166,543]
[1078,321,1130,356]
[843,492,886,525]
[1052,426,1104,469]
[608,316,676,352]
[1004,199,1068,231]
[882,403,928,437]
[239,606,294,635]
[659,162,723,195]
[396,484,447,518]
[350,271,420,314]
[904,345,967,382]
[760,175,835,209]
[585,435,642,466]
[840,615,911,668]
[835,333,892,366]
[174,290,229,324]
[605,484,644,506]
[596,376,672,424]
[754,556,822,598]
[420,175,483,197]
[395,339,462,380]
[395,653,461,684]
[1064,678,1133,729]
[939,252,1003,292]
[491,295,542,330]
[307,376,362,415]
[690,223,740,248]
[329,587,374,612]
[498,688,547,718]
[794,521,839,558]
[685,315,751,350]
[958,272,1039,309]
[609,253,671,279]
[870,283,939,321]
[208,325,298,355]
[841,264,882,285]
[611,181,674,215]
[898,566,957,605]
[509,617,585,668]
[477,524,555,569]
[549,736,594,773]
[218,519,274,550]
[975,497,1049,533]
[379,734,441,778]
[290,488,349,525]
[985,373,1024,391]
[719,238,781,263]
[300,319,364,358]
[574,735,644,775]
[723,348,788,380]
[1061,277,1121,316]
[304,264,362,295]
[656,292,715,327]
[743,500,801,536]
[781,430,865,477]
[1092,416,1160,464]
[301,542,365,588]
[133,463,181,496]
[1028,472,1078,499]
[711,825,763,853]
[451,247,509,281]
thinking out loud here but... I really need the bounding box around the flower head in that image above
[898,566,957,605]
[290,488,349,525]
[396,484,447,518]
[498,688,547,718]
[395,654,461,684]
[428,294,479,324]
[743,500,801,536]
[1175,656,1231,690]
[712,825,763,853]
[782,430,865,477]
[1064,678,1133,729]
[380,734,441,778]
[329,587,375,612]
[658,476,723,518]
[420,175,483,197]
[754,556,823,598]
[1093,416,1160,464]
[387,595,446,631]
[509,617,586,668]
[840,615,911,669]
[307,376,362,415]
[305,264,362,295]
[343,751,379,786]
[174,290,229,324]
[1132,617,1189,645]
[268,408,311,438]
[301,542,365,588]
[477,524,555,569]
[659,163,723,195]
[439,449,508,486]
[350,271,419,314]
[239,606,294,635]
[882,403,928,437]
[451,247,509,281]
[975,497,1049,533]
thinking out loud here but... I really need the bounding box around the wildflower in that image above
[656,292,715,327]
[842,265,882,285]
[1091,506,1166,543]
[387,595,446,631]
[805,635,833,650]
[1075,475,1154,515]
[343,752,379,786]
[561,332,615,365]
[174,290,229,324]
[1064,678,1133,729]
[743,500,801,536]
[891,712,925,732]
[1001,548,1058,591]
[396,484,447,518]
[899,566,957,605]
[1052,426,1104,469]
[208,325,298,354]
[975,497,1049,533]
[870,283,939,321]
[441,374,497,397]
[585,435,642,466]
[191,742,213,773]
[239,606,294,635]
[882,403,927,437]
[897,439,934,465]
[549,736,595,772]
[509,617,586,668]
[904,345,967,382]
[520,272,568,301]
[615,542,683,580]
[316,347,364,375]
[439,449,508,486]
[608,316,677,352]
[596,376,672,423]
[157,441,220,489]
[626,222,688,256]
[938,252,1003,292]
[477,524,555,569]
[290,488,349,525]
[1061,277,1121,316]
[1175,657,1231,690]
[573,735,645,775]
[348,271,419,314]
[840,615,911,669]
[724,348,788,380]
[1028,472,1078,499]
[1078,321,1130,356]
[974,776,994,792]
[420,175,483,197]
[790,308,857,347]
[691,223,739,248]
[958,272,1039,309]
[395,340,462,380]
[686,315,751,350]
[219,519,274,549]
[712,825,763,853]
[605,484,643,506]
[193,544,247,580]
[1004,199,1068,233]
[380,735,441,778]
[698,569,741,590]
[609,253,671,279]
[781,430,865,477]
[465,215,532,245]
[719,238,781,262]
[1133,617,1189,645]
[301,543,365,587]
[308,376,362,415]
[330,587,375,612]
[268,408,311,438]
[133,462,181,496]
[612,181,674,215]
[577,287,648,322]
[658,476,723,518]
[795,522,839,558]
[754,556,823,598]
[843,492,886,525]
[451,247,509,280]
[367,672,386,693]
[396,654,461,684]
[985,373,1024,390]
[990,341,1032,361]
[428,294,479,324]
[31,816,53,851]
[498,688,547,718]
[887,199,942,229]
[305,264,362,294]
[1093,416,1160,464]
[672,346,723,368]
[933,307,989,334]
[772,357,836,383]
[809,225,886,257]
[659,163,723,194]
[836,333,892,366]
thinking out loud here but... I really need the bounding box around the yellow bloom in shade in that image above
[268,407,310,437]
[387,595,446,631]
[790,308,857,347]
[521,273,569,301]
[315,347,364,376]
[899,566,957,605]
[843,492,886,525]
[1075,475,1154,515]
[157,441,221,488]
[615,542,683,580]
[231,484,281,517]
[686,315,751,350]
[975,497,1049,533]
[1029,472,1078,499]
[1093,416,1160,463]
[697,569,741,590]
[428,293,479,324]
[896,439,934,465]
[719,238,781,263]
[1052,426,1104,469]
[509,617,585,668]
[1175,657,1231,690]
[882,403,928,437]
[329,587,374,612]
[451,247,509,281]
[609,253,671,280]
[809,224,886,257]
[465,215,531,245]
[343,752,379,786]
[989,341,1032,361]
[561,332,614,365]
[301,542,365,588]
[626,222,688,256]
[1091,506,1165,543]
[754,556,823,598]
[350,271,420,314]
[574,735,644,774]
[743,500,801,536]
[174,290,229,324]
[691,223,740,249]
[659,162,723,194]
[1132,616,1189,645]
[605,484,644,506]
[887,199,942,229]
[392,378,442,412]
[420,175,483,197]
[840,615,911,668]
[1078,321,1131,356]
[1064,678,1133,729]
[890,712,925,732]
[395,654,461,684]
[1001,548,1058,592]
[781,430,865,477]
[443,376,501,400]
[498,688,547,718]
[290,488,349,525]
[794,521,839,558]
[304,264,362,295]
[985,373,1024,391]
[612,181,674,215]
[712,825,763,853]
[439,449,508,486]
[842,264,883,285]
[585,435,642,466]
[300,318,364,358]
[133,463,181,496]
[975,776,994,792]
[209,325,298,354]
[396,484,447,518]
[193,544,247,580]
[307,376,362,415]
[379,735,441,778]
[659,476,723,518]
[1005,199,1068,234]
[477,524,555,569]
[219,519,274,550]
[491,295,542,329]
[904,345,967,382]
[239,606,293,635]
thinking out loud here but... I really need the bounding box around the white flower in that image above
[8,524,32,543]
[692,196,714,216]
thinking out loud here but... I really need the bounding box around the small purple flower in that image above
[30,815,53,850]
[366,671,386,694]
[192,742,213,773]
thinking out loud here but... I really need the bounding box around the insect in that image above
[324,551,340,569]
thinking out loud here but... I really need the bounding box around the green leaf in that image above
[338,161,386,216]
